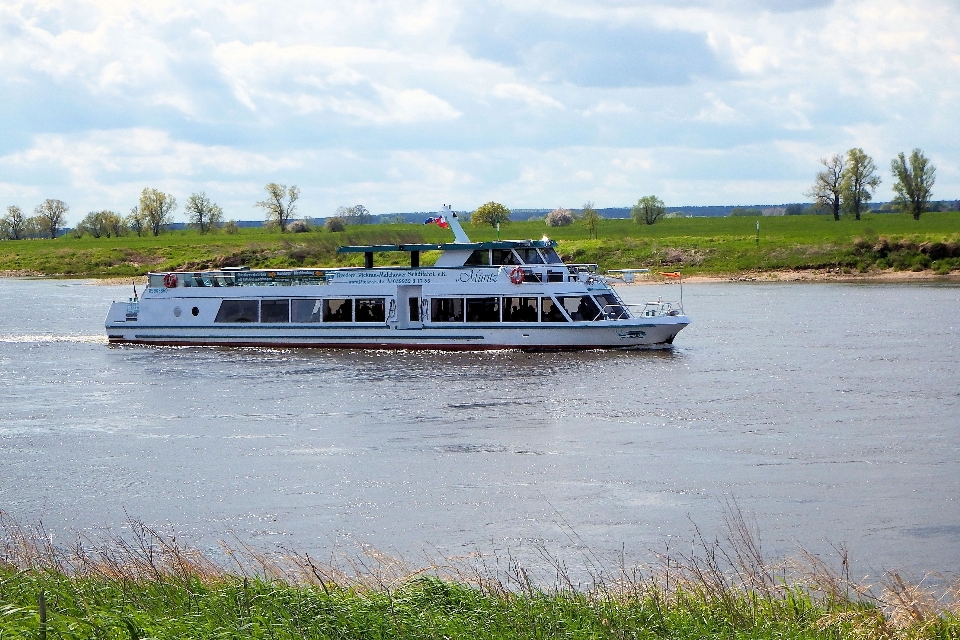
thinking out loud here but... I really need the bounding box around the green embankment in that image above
[1,212,959,277]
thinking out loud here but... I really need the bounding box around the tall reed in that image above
[1,508,956,639]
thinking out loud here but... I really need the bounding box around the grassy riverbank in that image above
[1,212,959,278]
[1,515,958,639]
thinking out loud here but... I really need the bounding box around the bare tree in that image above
[891,149,936,220]
[34,199,69,239]
[126,207,146,237]
[139,188,177,236]
[1,205,28,240]
[256,183,299,232]
[806,153,845,221]
[841,148,880,221]
[185,192,224,233]
[335,204,373,225]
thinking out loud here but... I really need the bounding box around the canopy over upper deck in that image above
[337,239,556,254]
[337,239,558,268]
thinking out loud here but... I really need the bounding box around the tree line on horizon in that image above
[0,151,948,242]
[0,181,389,240]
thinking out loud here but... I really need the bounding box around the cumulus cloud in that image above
[0,0,958,220]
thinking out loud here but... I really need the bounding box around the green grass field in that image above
[1,212,959,277]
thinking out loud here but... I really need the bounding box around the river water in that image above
[0,278,957,579]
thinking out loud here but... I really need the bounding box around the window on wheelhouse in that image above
[431,298,463,322]
[465,250,491,265]
[261,299,290,323]
[323,298,353,322]
[465,297,500,322]
[595,293,629,320]
[491,249,518,266]
[355,298,386,323]
[557,296,601,322]
[540,247,562,264]
[503,297,538,322]
[291,299,323,322]
[516,248,544,264]
[541,297,569,322]
[214,299,259,323]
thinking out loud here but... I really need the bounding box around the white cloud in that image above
[492,83,564,109]
[0,0,958,219]
[695,93,737,123]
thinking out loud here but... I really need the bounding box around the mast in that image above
[442,204,471,243]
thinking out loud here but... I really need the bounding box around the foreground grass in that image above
[1,212,959,277]
[1,514,957,639]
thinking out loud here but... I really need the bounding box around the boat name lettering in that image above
[147,288,167,293]
[327,269,448,284]
[457,270,500,283]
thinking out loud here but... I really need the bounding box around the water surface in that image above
[0,278,957,577]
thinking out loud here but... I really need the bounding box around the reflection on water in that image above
[0,277,958,578]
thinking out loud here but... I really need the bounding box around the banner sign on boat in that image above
[327,269,503,285]
[326,269,466,285]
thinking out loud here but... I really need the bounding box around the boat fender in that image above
[163,273,178,288]
[509,266,525,285]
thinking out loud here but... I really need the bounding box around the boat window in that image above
[408,297,420,322]
[214,299,259,323]
[540,248,562,264]
[596,293,629,320]
[323,298,353,322]
[465,250,491,265]
[516,248,544,264]
[503,297,538,322]
[430,298,464,322]
[557,296,602,321]
[260,299,290,323]
[547,270,564,283]
[355,298,386,323]
[491,249,518,266]
[465,297,500,322]
[291,299,323,322]
[541,297,569,322]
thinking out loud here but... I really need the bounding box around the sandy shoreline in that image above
[2,269,958,285]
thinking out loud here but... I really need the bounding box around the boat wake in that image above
[0,334,108,344]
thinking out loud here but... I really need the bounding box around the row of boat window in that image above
[213,294,628,324]
[464,247,563,266]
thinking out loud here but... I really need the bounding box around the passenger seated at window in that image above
[356,303,373,322]
[541,298,567,322]
[575,297,600,321]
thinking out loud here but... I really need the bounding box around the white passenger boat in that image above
[105,206,690,350]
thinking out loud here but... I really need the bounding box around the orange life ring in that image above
[163,273,178,288]
[509,266,524,285]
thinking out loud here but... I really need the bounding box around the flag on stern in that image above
[423,216,450,228]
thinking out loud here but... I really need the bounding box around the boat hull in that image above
[105,302,688,350]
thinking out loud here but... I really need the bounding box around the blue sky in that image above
[1,0,958,224]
